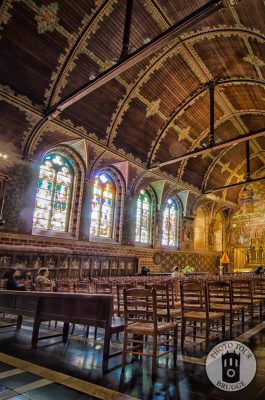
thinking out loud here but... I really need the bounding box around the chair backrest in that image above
[57,282,70,292]
[207,280,231,311]
[95,280,113,294]
[123,287,157,326]
[252,277,265,294]
[117,282,135,314]
[0,279,7,290]
[180,280,207,315]
[75,281,89,293]
[231,279,252,301]
[145,282,170,317]
[37,282,53,292]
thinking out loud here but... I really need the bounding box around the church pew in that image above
[0,290,124,371]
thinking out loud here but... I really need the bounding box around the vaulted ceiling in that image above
[0,0,264,205]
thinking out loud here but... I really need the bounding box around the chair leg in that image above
[16,315,23,330]
[250,305,254,326]
[85,325,90,338]
[71,323,75,335]
[205,321,210,352]
[222,317,225,341]
[152,336,157,377]
[193,321,197,342]
[63,322,69,343]
[173,327,178,367]
[181,320,186,349]
[94,326,97,340]
[121,331,128,371]
[229,313,233,339]
[241,309,245,333]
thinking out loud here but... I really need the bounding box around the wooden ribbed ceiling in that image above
[0,0,264,204]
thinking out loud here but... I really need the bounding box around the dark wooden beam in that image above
[46,0,225,117]
[246,140,251,181]
[203,176,265,194]
[209,81,215,147]
[149,127,265,170]
[120,0,134,60]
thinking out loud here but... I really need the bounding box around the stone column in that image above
[0,173,9,224]
[121,193,137,245]
[78,178,94,241]
[153,205,162,249]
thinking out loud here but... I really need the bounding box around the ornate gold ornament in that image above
[146,99,161,117]
[35,2,59,34]
[243,54,265,68]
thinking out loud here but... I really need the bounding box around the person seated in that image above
[171,265,181,278]
[253,266,264,275]
[2,268,26,291]
[140,266,150,276]
[35,268,55,289]
[20,270,32,282]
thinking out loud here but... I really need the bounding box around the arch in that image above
[202,110,265,191]
[135,188,153,244]
[90,165,125,242]
[161,197,180,247]
[33,152,74,232]
[32,145,85,237]
[107,27,265,149]
[90,172,116,238]
[149,78,265,166]
[47,0,116,107]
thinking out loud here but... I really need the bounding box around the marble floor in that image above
[0,318,264,400]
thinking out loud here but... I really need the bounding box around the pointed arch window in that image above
[33,154,73,231]
[90,173,115,238]
[162,198,179,246]
[135,189,152,243]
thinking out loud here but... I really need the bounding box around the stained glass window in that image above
[135,189,151,243]
[162,198,179,246]
[33,154,73,232]
[90,174,115,238]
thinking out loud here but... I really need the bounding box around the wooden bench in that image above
[0,290,124,370]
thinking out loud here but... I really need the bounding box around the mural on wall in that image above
[2,163,34,232]
[160,251,219,273]
[181,218,194,250]
[228,182,265,268]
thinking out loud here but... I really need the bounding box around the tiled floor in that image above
[0,318,264,400]
[0,361,96,400]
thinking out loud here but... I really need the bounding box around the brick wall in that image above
[0,232,221,273]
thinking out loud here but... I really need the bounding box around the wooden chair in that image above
[231,279,262,326]
[207,280,244,339]
[36,282,54,292]
[122,287,177,376]
[145,283,181,322]
[116,282,135,316]
[180,280,225,351]
[75,281,89,293]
